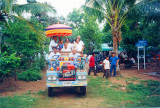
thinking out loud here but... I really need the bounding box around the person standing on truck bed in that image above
[77,35,84,47]
[88,52,97,76]
[61,43,71,52]
[65,38,73,51]
[49,36,58,52]
[74,38,84,52]
[58,38,64,51]
[48,47,61,68]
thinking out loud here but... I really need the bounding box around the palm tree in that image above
[85,0,160,73]
[0,0,56,25]
[85,0,160,54]
[85,0,137,55]
[0,0,56,53]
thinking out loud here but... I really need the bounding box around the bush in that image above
[0,52,21,82]
[18,69,42,81]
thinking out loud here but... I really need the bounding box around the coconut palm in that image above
[0,0,56,25]
[0,0,56,53]
[85,0,160,54]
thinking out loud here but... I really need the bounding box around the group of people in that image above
[88,52,119,78]
[48,35,84,68]
[49,35,84,53]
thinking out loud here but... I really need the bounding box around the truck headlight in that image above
[78,75,87,80]
[47,75,57,81]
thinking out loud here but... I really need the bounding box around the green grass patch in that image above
[0,95,37,108]
[88,77,160,107]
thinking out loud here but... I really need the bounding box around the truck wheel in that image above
[48,87,53,97]
[80,86,86,95]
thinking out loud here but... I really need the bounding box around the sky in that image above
[17,0,86,17]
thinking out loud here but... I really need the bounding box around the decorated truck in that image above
[45,24,87,97]
[46,52,87,96]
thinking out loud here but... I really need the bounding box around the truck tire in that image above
[48,87,53,97]
[80,86,86,95]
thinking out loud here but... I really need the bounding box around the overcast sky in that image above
[17,0,86,17]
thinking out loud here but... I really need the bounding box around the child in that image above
[103,56,110,78]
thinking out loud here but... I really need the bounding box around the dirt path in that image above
[0,63,159,97]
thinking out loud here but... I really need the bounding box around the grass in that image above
[88,77,160,107]
[0,77,160,107]
[0,95,37,108]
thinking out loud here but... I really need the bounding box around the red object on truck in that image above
[67,65,75,70]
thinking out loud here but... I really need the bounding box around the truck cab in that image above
[46,52,87,97]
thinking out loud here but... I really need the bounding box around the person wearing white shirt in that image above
[69,49,80,58]
[103,56,110,79]
[122,52,128,61]
[61,43,71,52]
[48,47,61,68]
[49,36,58,52]
[77,35,84,46]
[65,38,73,50]
[74,38,84,52]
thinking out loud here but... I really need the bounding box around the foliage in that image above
[84,0,138,53]
[1,18,46,81]
[102,23,113,45]
[0,95,37,108]
[67,9,103,54]
[18,68,42,81]
[67,8,84,29]
[140,21,160,48]
[0,52,21,82]
[0,0,55,82]
[120,24,143,55]
[0,0,56,25]
[79,15,103,54]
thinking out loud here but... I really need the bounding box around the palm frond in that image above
[127,0,160,21]
[12,2,56,15]
[0,0,16,13]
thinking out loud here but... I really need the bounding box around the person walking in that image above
[103,56,110,79]
[110,52,119,77]
[88,52,97,76]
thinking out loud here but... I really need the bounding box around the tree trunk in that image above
[112,31,120,76]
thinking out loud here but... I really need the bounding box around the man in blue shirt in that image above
[110,52,119,77]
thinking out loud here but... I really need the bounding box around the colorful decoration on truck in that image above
[45,24,72,37]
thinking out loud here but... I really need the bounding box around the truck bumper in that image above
[47,80,87,87]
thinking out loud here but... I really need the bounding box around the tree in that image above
[0,0,56,53]
[67,8,84,29]
[0,0,56,24]
[85,0,137,55]
[85,0,160,55]
[79,15,103,54]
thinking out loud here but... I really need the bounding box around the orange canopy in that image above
[45,24,72,37]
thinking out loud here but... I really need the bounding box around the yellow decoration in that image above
[50,67,54,71]
[51,59,56,61]
[64,57,68,61]
[60,62,65,68]
[45,29,72,35]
